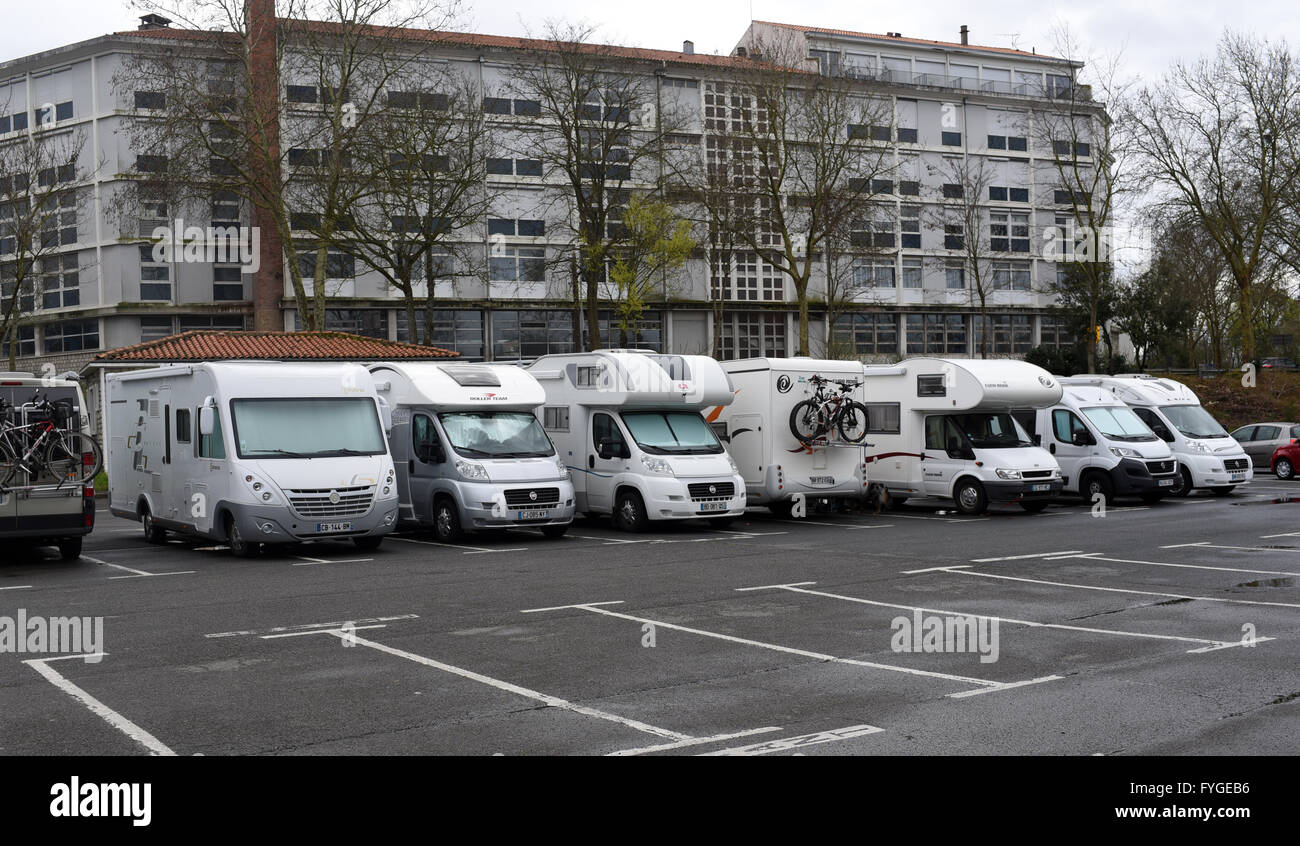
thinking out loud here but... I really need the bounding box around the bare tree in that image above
[0,123,89,369]
[1128,30,1300,364]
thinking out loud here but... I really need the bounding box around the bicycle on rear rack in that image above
[788,375,870,445]
[0,394,103,491]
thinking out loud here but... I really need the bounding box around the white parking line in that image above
[608,727,783,756]
[971,550,1085,563]
[935,567,1300,609]
[83,556,150,576]
[388,536,526,554]
[24,654,176,756]
[205,614,420,638]
[0,585,32,591]
[1261,532,1300,538]
[736,582,1259,653]
[532,602,1059,697]
[1064,553,1299,578]
[84,556,196,579]
[1162,542,1300,555]
[290,556,375,566]
[900,565,972,574]
[699,724,884,756]
[107,571,196,580]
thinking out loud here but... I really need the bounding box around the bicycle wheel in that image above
[836,401,869,443]
[0,439,19,488]
[42,431,102,486]
[789,399,828,442]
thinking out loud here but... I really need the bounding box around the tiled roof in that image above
[91,331,459,363]
[754,20,1068,62]
[119,21,762,71]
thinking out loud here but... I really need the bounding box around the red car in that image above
[1270,440,1300,479]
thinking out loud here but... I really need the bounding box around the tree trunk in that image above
[402,287,418,347]
[570,254,583,353]
[312,242,329,330]
[585,265,601,352]
[796,280,810,356]
[1238,280,1256,365]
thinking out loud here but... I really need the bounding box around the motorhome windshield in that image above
[438,412,554,458]
[1081,406,1156,441]
[621,411,724,455]
[950,412,1034,448]
[231,397,386,458]
[1159,405,1229,439]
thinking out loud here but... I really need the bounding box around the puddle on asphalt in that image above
[1234,577,1296,588]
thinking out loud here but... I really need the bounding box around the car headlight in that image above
[553,455,569,477]
[995,468,1021,480]
[725,452,739,474]
[1187,441,1210,454]
[1109,446,1140,458]
[243,473,281,504]
[640,454,674,476]
[456,459,489,481]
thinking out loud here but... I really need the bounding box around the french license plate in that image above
[517,510,550,520]
[698,501,729,513]
[809,475,835,485]
[1230,473,1248,482]
[1030,483,1052,492]
[316,522,352,533]
[1157,477,1175,487]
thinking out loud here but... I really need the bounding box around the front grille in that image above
[688,481,735,500]
[504,487,560,507]
[1224,458,1250,471]
[1146,460,1176,475]
[1022,470,1054,479]
[286,484,375,518]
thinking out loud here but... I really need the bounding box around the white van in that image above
[106,362,399,556]
[368,362,575,541]
[1063,375,1252,496]
[526,350,745,531]
[0,373,97,560]
[713,357,867,516]
[860,358,1064,514]
[1013,382,1179,505]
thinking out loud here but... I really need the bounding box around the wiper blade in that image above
[248,449,310,458]
[307,448,373,457]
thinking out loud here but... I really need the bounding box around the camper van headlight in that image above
[725,453,739,475]
[552,455,569,477]
[455,459,489,481]
[641,455,674,476]
[995,468,1022,480]
[1109,447,1140,459]
[243,473,281,504]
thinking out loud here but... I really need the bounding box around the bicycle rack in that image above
[0,401,87,497]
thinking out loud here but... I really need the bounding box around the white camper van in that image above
[860,358,1064,514]
[368,362,575,541]
[1012,382,1179,505]
[713,357,868,516]
[106,362,399,556]
[1062,375,1252,496]
[0,373,97,560]
[526,350,746,531]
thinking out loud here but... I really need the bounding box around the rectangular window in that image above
[917,375,946,397]
[138,244,170,301]
[40,253,80,309]
[864,402,901,433]
[987,134,1007,150]
[989,186,1008,201]
[871,178,893,194]
[899,180,920,196]
[942,183,963,199]
[43,319,98,353]
[1007,136,1028,152]
[1009,187,1028,203]
[902,257,923,289]
[134,91,165,110]
[906,313,966,355]
[492,310,574,359]
[213,265,244,301]
[490,246,545,282]
[176,408,192,443]
[852,258,895,289]
[199,408,225,459]
[139,316,172,343]
[543,406,570,431]
[945,263,965,289]
[944,223,964,250]
[286,85,317,103]
[900,206,921,249]
[941,131,962,146]
[897,127,918,143]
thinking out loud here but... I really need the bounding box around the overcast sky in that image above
[2,0,1295,86]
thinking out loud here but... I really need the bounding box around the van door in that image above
[1050,408,1093,489]
[409,413,446,522]
[588,412,627,512]
[195,402,228,536]
[922,416,965,496]
[726,413,766,485]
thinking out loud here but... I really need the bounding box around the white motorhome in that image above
[0,373,96,560]
[860,358,1064,514]
[526,350,745,531]
[1012,383,1179,505]
[106,362,399,556]
[713,357,868,516]
[368,362,575,541]
[1063,375,1252,496]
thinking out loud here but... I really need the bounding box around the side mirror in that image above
[1071,431,1091,447]
[1031,433,1042,446]
[377,397,393,435]
[418,443,445,464]
[597,437,617,460]
[198,406,214,437]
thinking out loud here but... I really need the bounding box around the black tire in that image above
[1168,466,1194,498]
[767,500,794,518]
[1275,458,1295,480]
[836,402,869,443]
[141,506,167,544]
[1139,491,1166,503]
[0,439,19,487]
[226,514,259,558]
[43,431,103,486]
[433,497,465,543]
[540,524,569,539]
[353,536,384,551]
[789,400,827,442]
[1020,500,1050,513]
[953,478,988,515]
[883,493,909,511]
[1082,471,1116,507]
[708,516,735,528]
[613,489,649,532]
[57,537,83,560]
[1211,486,1235,496]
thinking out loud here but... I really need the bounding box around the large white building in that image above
[0,11,1098,373]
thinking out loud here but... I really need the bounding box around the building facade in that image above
[0,11,1098,374]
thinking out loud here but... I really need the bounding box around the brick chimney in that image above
[247,0,284,331]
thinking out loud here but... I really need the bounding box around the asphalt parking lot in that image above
[3,482,1299,756]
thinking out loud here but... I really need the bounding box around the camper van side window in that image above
[412,414,443,462]
[864,402,900,434]
[576,366,603,388]
[1131,407,1174,442]
[1052,410,1087,444]
[592,413,626,452]
[543,406,570,431]
[199,409,226,459]
[917,375,946,397]
[175,409,191,443]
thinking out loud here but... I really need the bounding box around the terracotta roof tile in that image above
[755,20,1070,63]
[92,331,459,363]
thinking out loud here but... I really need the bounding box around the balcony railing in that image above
[834,66,1091,101]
